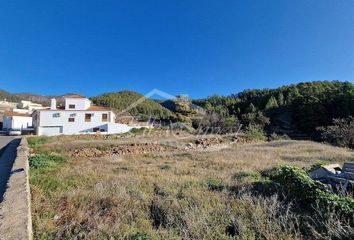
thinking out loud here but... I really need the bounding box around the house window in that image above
[69,104,75,109]
[68,117,75,122]
[102,113,108,122]
[85,114,92,122]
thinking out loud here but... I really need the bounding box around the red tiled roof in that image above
[86,105,110,111]
[5,111,31,117]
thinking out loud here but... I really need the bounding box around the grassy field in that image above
[28,133,354,239]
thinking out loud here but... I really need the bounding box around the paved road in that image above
[0,136,20,203]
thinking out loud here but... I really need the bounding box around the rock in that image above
[187,143,194,148]
[72,148,103,158]
[195,137,224,148]
[72,143,173,158]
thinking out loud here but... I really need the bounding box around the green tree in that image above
[265,96,279,110]
[247,103,257,113]
[277,93,285,106]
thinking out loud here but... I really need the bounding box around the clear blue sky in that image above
[0,0,353,98]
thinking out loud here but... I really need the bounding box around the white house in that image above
[17,100,46,111]
[3,111,33,130]
[33,94,135,136]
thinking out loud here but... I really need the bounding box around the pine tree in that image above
[277,93,284,106]
[265,96,279,110]
[247,103,257,113]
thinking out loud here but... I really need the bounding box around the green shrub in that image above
[206,178,224,191]
[244,125,267,141]
[269,165,354,218]
[306,161,326,172]
[29,154,64,170]
[233,171,261,182]
[317,116,354,148]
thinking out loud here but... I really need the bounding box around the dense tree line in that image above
[193,81,354,138]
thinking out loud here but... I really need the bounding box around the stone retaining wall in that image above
[0,138,32,240]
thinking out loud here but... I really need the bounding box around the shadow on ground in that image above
[0,138,21,203]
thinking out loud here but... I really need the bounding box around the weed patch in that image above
[29,154,64,170]
[206,178,224,191]
[27,136,49,147]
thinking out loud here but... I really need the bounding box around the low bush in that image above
[244,125,267,141]
[29,154,64,170]
[206,178,224,191]
[129,128,146,134]
[233,171,261,183]
[317,116,354,148]
[269,165,354,219]
[306,161,326,173]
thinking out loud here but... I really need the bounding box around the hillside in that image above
[0,89,174,120]
[2,81,354,142]
[0,89,52,106]
[193,81,354,138]
[91,90,175,119]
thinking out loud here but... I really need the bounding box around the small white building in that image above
[33,94,135,136]
[17,100,46,111]
[3,111,33,130]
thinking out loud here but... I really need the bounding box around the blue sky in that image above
[0,0,353,98]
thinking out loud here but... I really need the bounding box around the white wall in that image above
[65,98,91,110]
[36,110,136,136]
[3,116,33,130]
[38,110,112,135]
[107,122,134,134]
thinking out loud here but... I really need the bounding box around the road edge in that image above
[0,138,33,240]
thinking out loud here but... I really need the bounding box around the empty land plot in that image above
[28,135,354,239]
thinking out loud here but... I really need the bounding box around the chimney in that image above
[50,98,57,110]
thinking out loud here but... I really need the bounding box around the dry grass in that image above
[29,135,354,239]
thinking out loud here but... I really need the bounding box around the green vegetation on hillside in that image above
[91,91,174,119]
[4,81,354,148]
[194,81,354,141]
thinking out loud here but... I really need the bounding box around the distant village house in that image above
[3,110,32,130]
[1,100,41,131]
